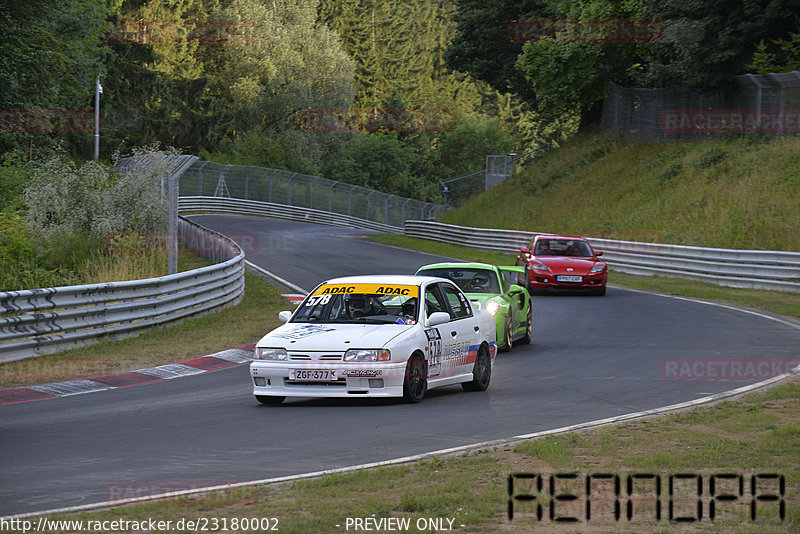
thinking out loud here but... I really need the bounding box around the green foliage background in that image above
[1,0,798,206]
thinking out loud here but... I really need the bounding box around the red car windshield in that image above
[534,239,593,257]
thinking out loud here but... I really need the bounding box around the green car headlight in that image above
[344,349,391,362]
[485,301,500,316]
[254,348,288,360]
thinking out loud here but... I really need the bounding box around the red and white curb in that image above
[0,345,255,406]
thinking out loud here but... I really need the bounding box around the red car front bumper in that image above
[527,269,607,293]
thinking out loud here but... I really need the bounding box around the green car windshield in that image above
[418,268,500,294]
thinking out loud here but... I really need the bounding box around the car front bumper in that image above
[250,360,409,398]
[528,271,607,291]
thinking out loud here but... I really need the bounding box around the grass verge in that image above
[440,132,800,251]
[0,267,289,389]
[16,380,798,533]
[367,234,800,321]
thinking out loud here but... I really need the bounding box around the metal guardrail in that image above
[179,196,403,234]
[404,220,800,292]
[0,217,245,363]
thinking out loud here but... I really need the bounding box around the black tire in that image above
[402,354,427,403]
[594,286,606,296]
[520,305,532,344]
[500,317,513,352]
[255,395,285,405]
[462,344,491,392]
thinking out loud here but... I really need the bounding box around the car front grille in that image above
[288,352,343,361]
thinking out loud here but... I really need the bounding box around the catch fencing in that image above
[0,217,244,363]
[179,196,402,234]
[180,161,444,228]
[603,71,800,140]
[404,220,800,293]
[440,144,550,208]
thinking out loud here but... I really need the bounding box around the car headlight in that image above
[530,262,550,271]
[254,347,288,360]
[344,349,391,362]
[590,264,606,273]
[485,301,500,316]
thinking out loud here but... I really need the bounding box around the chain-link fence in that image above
[603,71,800,140]
[440,144,550,208]
[180,161,445,227]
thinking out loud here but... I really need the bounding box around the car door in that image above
[422,283,449,378]
[437,281,481,377]
[500,266,528,333]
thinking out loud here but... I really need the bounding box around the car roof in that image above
[320,274,445,286]
[417,262,498,271]
[534,234,588,241]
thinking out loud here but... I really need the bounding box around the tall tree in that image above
[216,0,356,136]
[319,0,482,113]
[444,0,546,102]
[636,0,800,89]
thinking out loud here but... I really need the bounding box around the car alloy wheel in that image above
[521,306,532,344]
[500,317,512,352]
[463,345,491,391]
[402,354,427,403]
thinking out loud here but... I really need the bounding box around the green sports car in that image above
[416,262,532,351]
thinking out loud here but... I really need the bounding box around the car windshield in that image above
[418,268,500,294]
[292,283,419,324]
[533,239,593,257]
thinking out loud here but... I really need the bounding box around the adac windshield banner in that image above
[312,284,420,297]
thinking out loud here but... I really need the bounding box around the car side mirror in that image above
[427,312,451,326]
[278,311,292,323]
[596,250,603,256]
[520,247,531,255]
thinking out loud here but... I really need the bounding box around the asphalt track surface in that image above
[1,214,798,516]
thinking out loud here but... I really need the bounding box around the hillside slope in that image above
[440,132,800,251]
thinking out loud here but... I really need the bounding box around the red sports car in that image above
[516,235,608,296]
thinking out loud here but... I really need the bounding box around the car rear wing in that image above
[499,265,528,289]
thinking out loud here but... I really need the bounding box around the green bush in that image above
[0,211,68,291]
[0,153,31,213]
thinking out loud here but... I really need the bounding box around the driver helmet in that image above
[402,298,417,317]
[469,274,489,290]
[346,294,367,317]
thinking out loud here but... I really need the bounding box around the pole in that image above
[168,171,178,275]
[94,76,102,160]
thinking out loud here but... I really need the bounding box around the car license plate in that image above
[289,369,338,381]
[556,275,583,282]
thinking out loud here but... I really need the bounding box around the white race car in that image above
[250,274,497,404]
